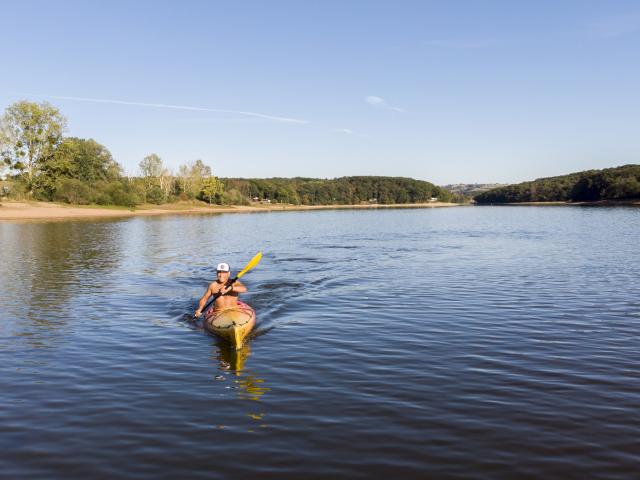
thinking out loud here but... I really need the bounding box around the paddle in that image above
[195,251,263,318]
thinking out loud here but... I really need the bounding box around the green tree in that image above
[31,144,74,200]
[32,137,120,200]
[0,100,67,193]
[190,159,211,198]
[139,153,166,203]
[177,159,212,199]
[71,138,121,184]
[201,176,224,204]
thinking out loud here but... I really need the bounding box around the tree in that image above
[190,159,211,197]
[177,163,191,196]
[201,176,224,204]
[139,153,165,203]
[0,121,10,178]
[177,159,212,199]
[139,153,163,179]
[31,142,74,200]
[72,138,120,184]
[31,137,120,200]
[0,100,67,193]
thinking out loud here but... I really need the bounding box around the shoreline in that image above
[477,199,640,206]
[0,200,463,222]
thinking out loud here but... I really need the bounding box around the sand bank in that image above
[0,200,462,221]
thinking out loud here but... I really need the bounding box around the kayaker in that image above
[194,262,247,317]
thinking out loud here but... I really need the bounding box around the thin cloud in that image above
[365,96,385,106]
[176,117,267,123]
[588,11,640,38]
[365,96,406,113]
[16,94,308,124]
[332,128,370,139]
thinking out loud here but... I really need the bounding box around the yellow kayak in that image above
[204,301,256,349]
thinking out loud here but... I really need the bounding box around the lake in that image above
[1,206,639,479]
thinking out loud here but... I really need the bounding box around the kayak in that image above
[204,301,256,349]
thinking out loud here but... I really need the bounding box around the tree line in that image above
[1,100,457,207]
[221,176,454,205]
[474,165,640,204]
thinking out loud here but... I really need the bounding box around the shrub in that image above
[221,188,250,205]
[94,180,143,207]
[145,185,166,204]
[53,178,94,204]
[3,178,29,200]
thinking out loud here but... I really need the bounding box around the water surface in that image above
[1,206,639,479]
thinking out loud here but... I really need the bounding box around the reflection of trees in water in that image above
[213,338,271,429]
[1,220,123,347]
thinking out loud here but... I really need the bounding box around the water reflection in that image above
[216,340,252,374]
[212,339,271,429]
[1,221,123,349]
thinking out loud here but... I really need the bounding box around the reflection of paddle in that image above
[196,251,262,318]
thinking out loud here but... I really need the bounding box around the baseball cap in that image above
[216,262,230,272]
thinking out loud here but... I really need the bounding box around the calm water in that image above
[1,206,639,479]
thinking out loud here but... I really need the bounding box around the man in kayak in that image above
[194,262,247,317]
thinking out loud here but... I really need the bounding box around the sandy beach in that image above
[0,200,462,221]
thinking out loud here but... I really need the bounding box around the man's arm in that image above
[194,283,215,317]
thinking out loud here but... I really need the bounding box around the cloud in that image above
[365,96,385,106]
[332,128,370,139]
[365,96,406,113]
[15,94,308,124]
[588,11,640,38]
[176,117,267,123]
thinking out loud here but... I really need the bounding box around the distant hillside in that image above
[443,183,507,198]
[474,164,640,204]
[220,176,454,205]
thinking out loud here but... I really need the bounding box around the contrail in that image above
[16,94,308,124]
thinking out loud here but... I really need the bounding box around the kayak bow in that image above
[204,301,256,349]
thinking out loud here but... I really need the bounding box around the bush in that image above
[94,180,143,207]
[221,188,249,205]
[145,185,166,204]
[3,178,29,200]
[53,178,94,204]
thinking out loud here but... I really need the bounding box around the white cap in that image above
[216,262,230,272]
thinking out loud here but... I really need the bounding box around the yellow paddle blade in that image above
[236,251,263,279]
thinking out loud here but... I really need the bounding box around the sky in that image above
[1,0,639,184]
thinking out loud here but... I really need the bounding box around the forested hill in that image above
[474,165,640,204]
[220,176,454,205]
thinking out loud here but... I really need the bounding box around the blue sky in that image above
[1,0,639,184]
